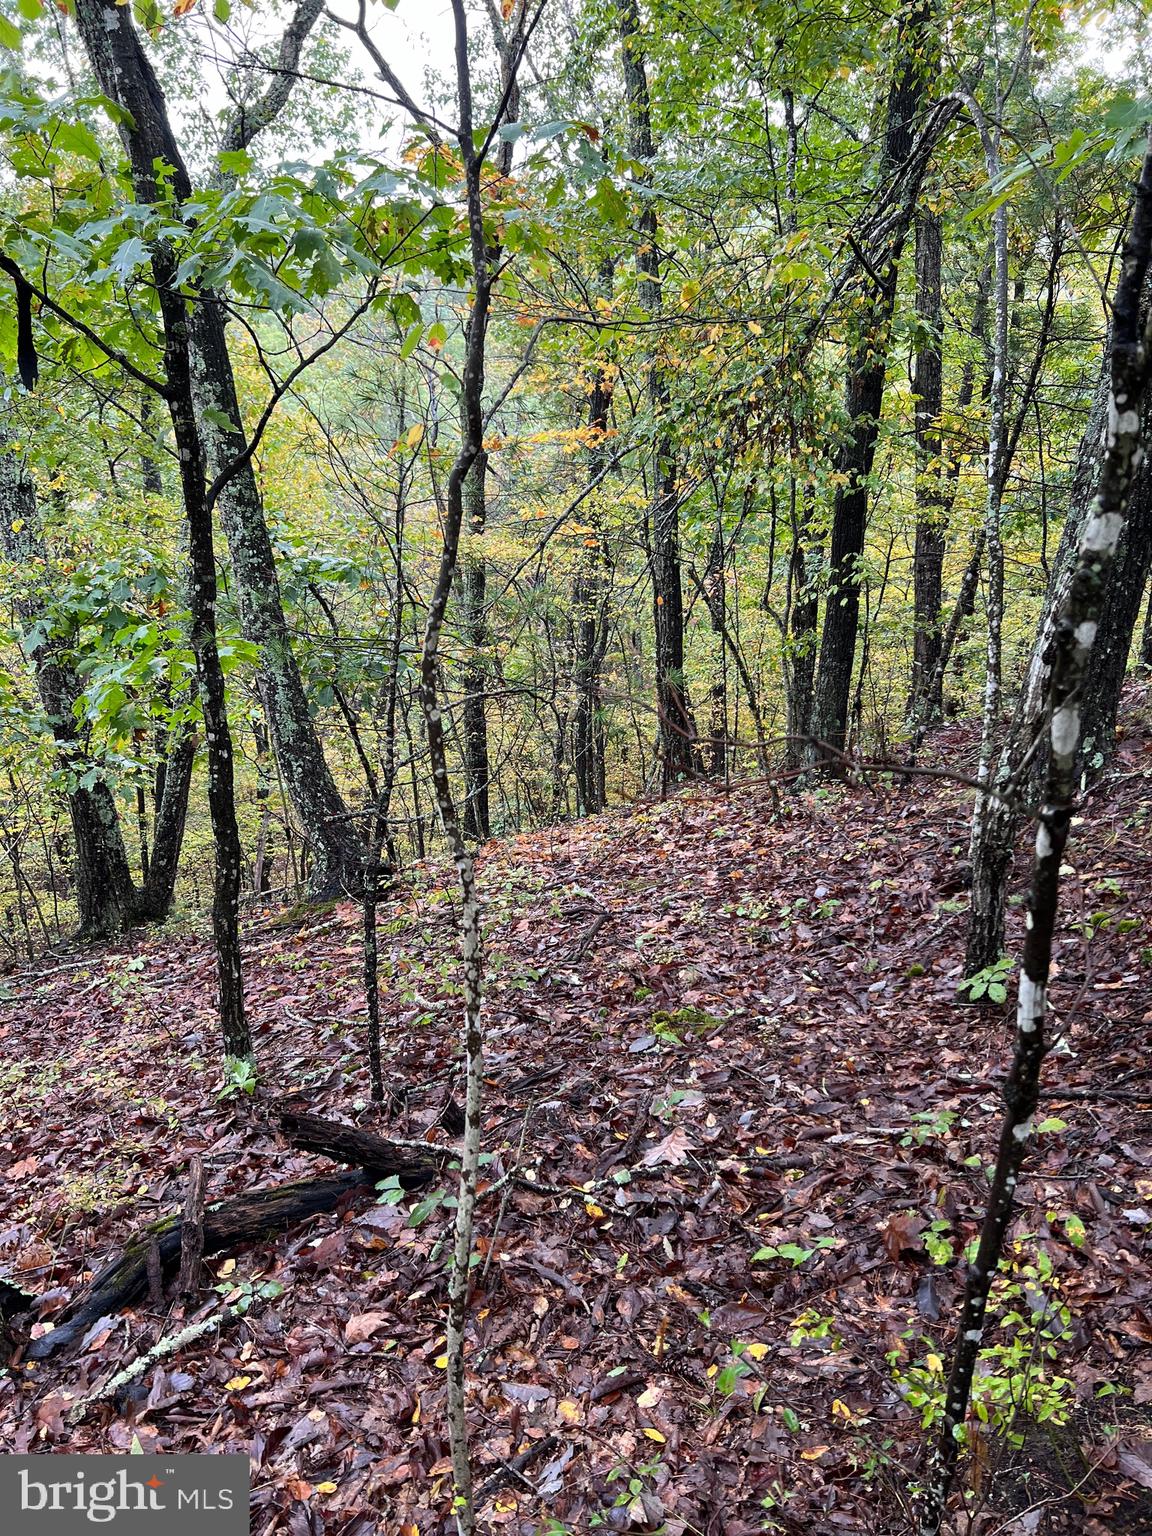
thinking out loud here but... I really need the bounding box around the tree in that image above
[0,429,193,936]
[71,0,249,1058]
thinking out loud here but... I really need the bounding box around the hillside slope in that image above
[2,699,1151,1534]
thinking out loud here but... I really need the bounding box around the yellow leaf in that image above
[800,1445,830,1460]
[558,1399,581,1424]
[224,1375,252,1391]
[584,1203,605,1220]
[832,1398,853,1420]
[406,423,425,448]
[926,1353,944,1373]
[217,1259,236,1277]
[745,1342,769,1361]
[434,1353,449,1368]
[315,1482,338,1495]
[642,1428,666,1443]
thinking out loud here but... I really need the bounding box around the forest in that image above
[0,0,1151,1530]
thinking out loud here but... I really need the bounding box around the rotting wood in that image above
[26,1123,437,1362]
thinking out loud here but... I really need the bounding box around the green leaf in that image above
[0,15,22,49]
[1035,1117,1068,1134]
[213,0,232,19]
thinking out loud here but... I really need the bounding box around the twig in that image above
[65,1307,242,1422]
[475,1433,560,1502]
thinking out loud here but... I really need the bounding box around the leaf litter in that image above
[2,697,1151,1533]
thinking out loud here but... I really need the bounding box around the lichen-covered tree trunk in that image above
[460,454,491,842]
[964,355,1152,972]
[1079,459,1152,761]
[923,135,1152,1534]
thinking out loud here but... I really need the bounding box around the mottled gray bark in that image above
[924,135,1152,1534]
[189,302,364,896]
[910,209,946,720]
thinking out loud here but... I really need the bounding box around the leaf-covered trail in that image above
[2,704,1151,1534]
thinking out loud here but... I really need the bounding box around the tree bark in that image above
[910,208,947,719]
[460,454,492,841]
[572,298,614,816]
[923,134,1152,1535]
[616,0,698,788]
[189,302,365,897]
[73,0,249,1060]
[811,1,937,755]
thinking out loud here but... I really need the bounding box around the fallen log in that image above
[26,1122,439,1362]
[275,1104,442,1175]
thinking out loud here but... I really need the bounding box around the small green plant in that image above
[214,1275,284,1314]
[592,1453,665,1529]
[376,1174,454,1227]
[923,1220,954,1266]
[901,1108,957,1146]
[788,1308,842,1348]
[957,953,1014,1004]
[888,1239,1076,1447]
[753,1236,838,1266]
[217,1055,257,1099]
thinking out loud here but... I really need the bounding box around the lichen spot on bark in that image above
[1050,704,1079,758]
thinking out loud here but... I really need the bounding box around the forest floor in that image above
[2,697,1152,1536]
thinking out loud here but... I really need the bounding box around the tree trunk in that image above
[924,136,1152,1534]
[189,301,365,897]
[572,318,614,816]
[703,527,728,774]
[460,453,491,841]
[811,2,935,754]
[72,0,249,1060]
[1079,455,1152,764]
[910,208,947,720]
[963,351,1147,971]
[0,438,144,938]
[616,0,698,788]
